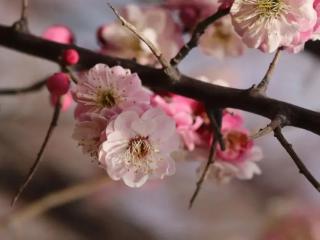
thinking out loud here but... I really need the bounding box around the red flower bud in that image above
[46,72,70,96]
[62,49,80,65]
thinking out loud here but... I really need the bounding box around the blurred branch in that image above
[274,127,320,192]
[170,8,230,66]
[1,177,110,230]
[0,24,320,138]
[0,78,46,95]
[12,97,62,207]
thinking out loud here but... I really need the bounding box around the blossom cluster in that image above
[72,64,181,187]
[95,0,320,64]
[71,64,262,186]
[152,91,262,184]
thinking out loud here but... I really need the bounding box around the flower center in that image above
[96,89,118,108]
[125,136,154,173]
[225,130,251,151]
[213,24,232,42]
[256,0,284,19]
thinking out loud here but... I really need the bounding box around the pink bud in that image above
[97,25,107,46]
[42,25,74,44]
[179,6,199,30]
[62,49,79,65]
[219,0,234,9]
[46,72,70,96]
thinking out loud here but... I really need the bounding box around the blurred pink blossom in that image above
[165,0,220,30]
[199,15,245,58]
[42,25,74,44]
[98,5,183,65]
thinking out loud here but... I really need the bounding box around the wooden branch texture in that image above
[0,24,320,136]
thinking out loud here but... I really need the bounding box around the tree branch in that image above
[0,24,320,136]
[251,47,282,95]
[170,8,230,66]
[11,97,62,207]
[274,127,320,192]
[189,138,218,209]
[0,78,46,95]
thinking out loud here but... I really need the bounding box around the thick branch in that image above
[0,24,320,136]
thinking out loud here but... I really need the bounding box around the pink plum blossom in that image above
[199,15,246,58]
[230,0,317,53]
[152,94,204,151]
[72,112,109,159]
[98,5,183,65]
[99,108,181,187]
[198,111,262,183]
[206,146,262,183]
[73,64,150,118]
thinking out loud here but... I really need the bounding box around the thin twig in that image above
[207,108,225,150]
[251,48,282,95]
[108,3,180,80]
[189,139,218,209]
[11,97,62,207]
[171,8,230,66]
[189,110,222,208]
[1,177,110,230]
[0,79,46,95]
[12,0,29,33]
[274,127,320,192]
[251,115,286,139]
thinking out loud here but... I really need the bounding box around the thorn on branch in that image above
[251,47,282,96]
[11,97,62,207]
[170,8,230,66]
[251,115,286,139]
[108,3,180,81]
[12,0,29,33]
[189,109,222,208]
[0,78,46,95]
[274,127,320,192]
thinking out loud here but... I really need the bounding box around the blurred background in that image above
[0,0,320,239]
